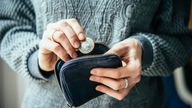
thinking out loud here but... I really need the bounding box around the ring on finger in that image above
[50,30,57,41]
[124,78,129,89]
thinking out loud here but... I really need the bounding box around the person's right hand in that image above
[38,19,85,72]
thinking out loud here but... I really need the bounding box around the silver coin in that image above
[79,37,95,54]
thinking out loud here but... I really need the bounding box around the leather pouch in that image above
[55,44,122,107]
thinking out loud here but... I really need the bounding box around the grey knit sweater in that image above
[0,0,192,108]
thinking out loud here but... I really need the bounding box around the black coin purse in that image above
[55,44,122,107]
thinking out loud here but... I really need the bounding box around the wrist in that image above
[38,52,56,72]
[28,50,53,80]
[128,35,153,70]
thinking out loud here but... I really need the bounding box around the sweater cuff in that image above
[28,50,53,80]
[130,35,153,70]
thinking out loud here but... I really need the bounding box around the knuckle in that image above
[97,77,103,83]
[66,46,74,54]
[54,31,64,40]
[69,19,84,33]
[70,18,77,23]
[59,19,67,23]
[53,44,61,52]
[60,20,68,26]
[113,71,121,79]
[70,34,78,42]
[117,94,125,101]
[70,33,76,38]
[62,54,69,60]
[63,21,68,26]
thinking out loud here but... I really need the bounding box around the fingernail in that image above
[89,76,95,81]
[72,52,77,58]
[91,70,96,74]
[78,33,85,40]
[96,86,101,91]
[74,41,80,48]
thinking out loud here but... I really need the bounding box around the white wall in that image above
[0,59,25,108]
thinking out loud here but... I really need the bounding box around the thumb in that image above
[104,44,129,57]
[127,47,142,66]
[105,48,127,66]
[105,45,129,67]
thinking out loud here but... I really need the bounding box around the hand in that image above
[89,38,142,100]
[39,19,85,71]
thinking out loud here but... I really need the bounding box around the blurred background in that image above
[0,59,25,108]
[0,57,192,108]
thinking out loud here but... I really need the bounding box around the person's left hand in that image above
[89,38,142,100]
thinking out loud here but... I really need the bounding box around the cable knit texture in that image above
[0,0,192,108]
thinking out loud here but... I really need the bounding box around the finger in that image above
[44,23,60,39]
[43,29,55,40]
[46,23,58,30]
[44,24,77,58]
[57,20,80,48]
[91,67,131,79]
[126,59,141,78]
[39,39,70,61]
[128,76,141,86]
[105,43,129,57]
[89,76,126,90]
[96,85,129,100]
[51,31,77,58]
[126,40,142,65]
[66,18,85,41]
[125,48,142,78]
[104,45,127,66]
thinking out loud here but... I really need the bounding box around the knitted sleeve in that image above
[132,34,191,76]
[0,0,43,80]
[131,0,192,76]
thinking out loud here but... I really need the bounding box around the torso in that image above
[31,0,159,47]
[25,0,164,108]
